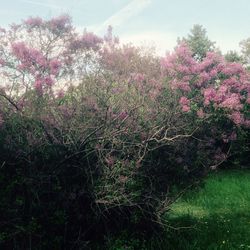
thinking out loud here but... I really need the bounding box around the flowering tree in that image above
[161,43,250,126]
[0,16,249,249]
[161,42,250,169]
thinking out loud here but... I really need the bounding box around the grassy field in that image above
[107,170,250,250]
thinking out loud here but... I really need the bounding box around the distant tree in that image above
[240,38,250,64]
[178,24,216,61]
[224,50,243,63]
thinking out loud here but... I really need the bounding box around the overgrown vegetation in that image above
[105,170,250,250]
[0,16,249,249]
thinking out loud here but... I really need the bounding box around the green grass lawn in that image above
[163,170,250,250]
[107,170,250,250]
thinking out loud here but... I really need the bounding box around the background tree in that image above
[224,50,243,63]
[178,24,216,61]
[240,38,250,65]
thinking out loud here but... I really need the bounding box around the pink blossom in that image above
[179,97,191,112]
[69,32,103,51]
[203,88,216,105]
[183,75,191,81]
[179,96,190,106]
[11,42,46,68]
[222,63,244,75]
[200,71,211,83]
[47,15,71,33]
[49,59,61,75]
[197,109,205,118]
[81,32,103,51]
[176,65,190,74]
[182,105,191,112]
[218,85,228,96]
[220,93,243,110]
[200,59,214,70]
[223,77,238,87]
[170,79,190,92]
[34,79,43,95]
[229,111,244,125]
[44,76,54,86]
[216,63,225,72]
[160,57,174,71]
[209,69,218,78]
[175,43,196,66]
[161,43,196,74]
[24,17,43,27]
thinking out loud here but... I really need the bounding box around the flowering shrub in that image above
[0,16,249,249]
[161,42,249,171]
[161,43,250,127]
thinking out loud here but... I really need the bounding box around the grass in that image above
[106,170,250,250]
[164,170,250,250]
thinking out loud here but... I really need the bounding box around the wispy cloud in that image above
[21,0,63,10]
[95,0,151,32]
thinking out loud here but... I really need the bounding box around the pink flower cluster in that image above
[49,59,61,76]
[24,17,43,27]
[47,15,71,34]
[179,96,190,112]
[12,42,47,69]
[69,32,103,51]
[161,43,250,127]
[11,42,61,94]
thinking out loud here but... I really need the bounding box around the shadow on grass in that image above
[162,211,250,250]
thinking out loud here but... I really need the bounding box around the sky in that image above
[1,0,250,55]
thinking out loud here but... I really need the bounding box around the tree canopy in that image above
[178,24,216,61]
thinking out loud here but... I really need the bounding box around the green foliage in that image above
[224,50,243,63]
[240,38,250,65]
[178,24,216,60]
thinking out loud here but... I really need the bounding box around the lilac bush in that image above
[0,15,249,248]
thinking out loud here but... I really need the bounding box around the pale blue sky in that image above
[1,0,250,54]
